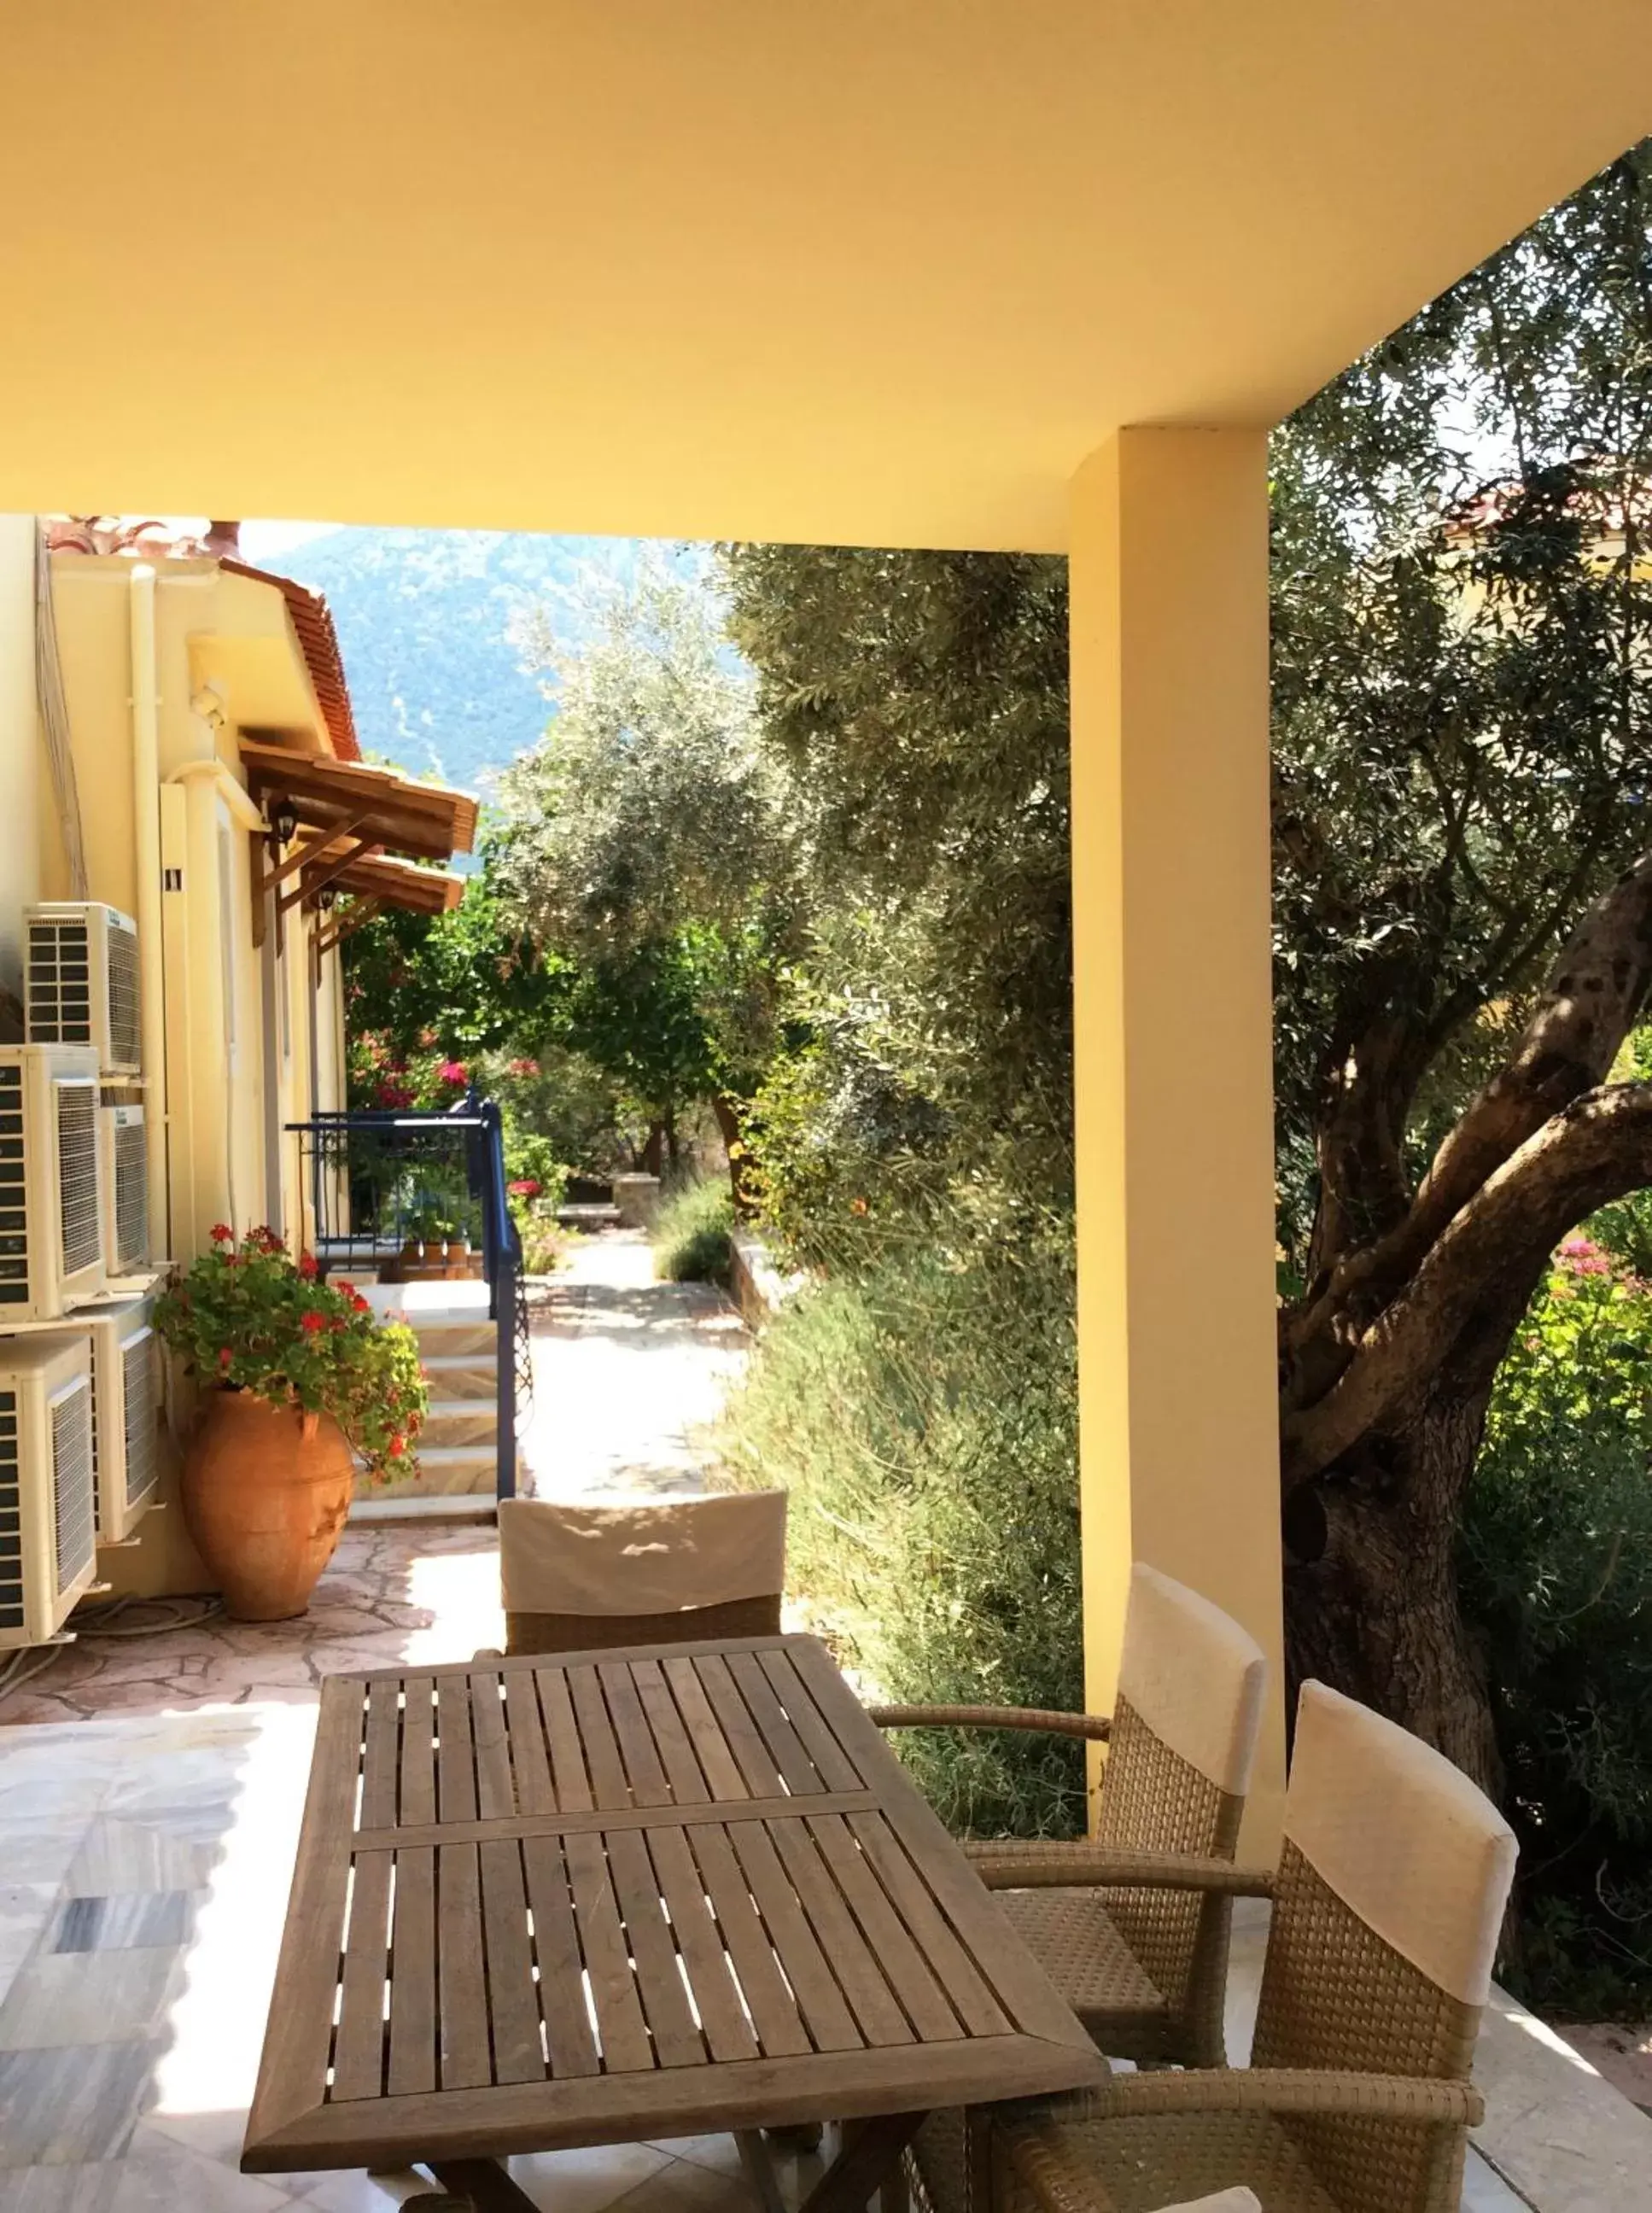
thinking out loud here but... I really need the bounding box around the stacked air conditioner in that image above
[0,903,161,1616]
[23,902,148,1283]
[0,1334,99,1648]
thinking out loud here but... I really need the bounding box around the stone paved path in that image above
[0,1231,748,1727]
[521,1228,748,1498]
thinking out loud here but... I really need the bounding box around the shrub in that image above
[653,1178,735,1284]
[717,1201,1083,1838]
[1462,1229,1652,2016]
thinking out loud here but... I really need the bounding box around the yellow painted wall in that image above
[1069,429,1286,1851]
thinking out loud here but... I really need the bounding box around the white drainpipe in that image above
[128,563,169,1258]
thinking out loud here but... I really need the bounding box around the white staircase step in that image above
[423,1399,499,1448]
[419,1352,498,1399]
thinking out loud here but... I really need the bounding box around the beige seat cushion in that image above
[498,1490,787,1616]
[1154,2195,1263,2213]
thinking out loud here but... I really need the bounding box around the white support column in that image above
[1069,427,1285,1849]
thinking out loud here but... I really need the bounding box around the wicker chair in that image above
[990,1681,1519,2213]
[493,1490,786,1655]
[873,1563,1269,2071]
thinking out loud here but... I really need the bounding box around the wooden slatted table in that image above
[242,1633,1105,2210]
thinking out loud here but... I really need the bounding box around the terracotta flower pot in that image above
[180,1388,353,1621]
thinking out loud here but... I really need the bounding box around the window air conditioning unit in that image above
[99,1103,149,1277]
[0,1334,98,1649]
[84,1297,160,1544]
[25,902,143,1077]
[0,1045,108,1321]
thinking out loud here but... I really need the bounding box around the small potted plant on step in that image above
[156,1226,428,1620]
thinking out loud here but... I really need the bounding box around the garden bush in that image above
[653,1178,735,1285]
[717,1200,1083,1838]
[1462,1217,1652,2016]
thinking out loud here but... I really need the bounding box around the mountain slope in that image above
[270,527,647,797]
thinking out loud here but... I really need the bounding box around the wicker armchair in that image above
[873,1564,1269,2071]
[990,1682,1519,2213]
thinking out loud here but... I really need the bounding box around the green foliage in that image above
[155,1228,427,1482]
[1271,145,1652,1266]
[493,563,797,1123]
[652,1179,735,1286]
[1462,1224,1652,2014]
[718,1203,1083,1838]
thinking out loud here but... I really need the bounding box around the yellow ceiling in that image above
[3,3,1651,552]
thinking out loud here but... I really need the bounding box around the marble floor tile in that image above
[0,2041,162,2166]
[295,2172,461,2212]
[50,1891,196,1954]
[1,1822,92,1888]
[498,2141,677,2213]
[110,2130,297,2211]
[0,2163,127,2211]
[605,2152,754,2213]
[0,1944,188,2052]
[65,1814,225,1895]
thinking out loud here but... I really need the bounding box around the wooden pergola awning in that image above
[241,737,476,946]
[240,737,479,864]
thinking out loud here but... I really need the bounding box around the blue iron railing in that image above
[286,1095,528,1499]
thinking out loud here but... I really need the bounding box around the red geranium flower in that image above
[218,1346,233,1369]
[210,1223,232,1244]
[507,1178,541,1199]
[388,1435,406,1458]
[298,1252,319,1279]
[300,1311,326,1334]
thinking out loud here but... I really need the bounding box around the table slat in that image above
[805,1813,962,2042]
[758,1650,866,1793]
[479,1838,546,2083]
[471,1677,517,1819]
[598,1661,671,1803]
[563,1829,655,2073]
[399,1679,436,1825]
[695,1653,787,1797]
[645,1826,760,2062]
[520,1833,602,2079]
[727,1819,861,2052]
[604,1827,705,2067]
[662,1655,750,1801]
[567,1665,631,1809]
[361,1679,401,1829]
[632,1657,711,1805]
[437,1842,492,2087]
[501,1672,554,1814]
[386,1845,437,2096]
[846,1813,1008,2038]
[534,1667,595,1811]
[332,1850,392,2099]
[683,1821,812,2059]
[766,1818,915,2047]
[437,1679,479,1824]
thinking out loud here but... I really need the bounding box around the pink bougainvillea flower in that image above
[507,1058,540,1079]
[437,1060,469,1087]
[507,1178,541,1199]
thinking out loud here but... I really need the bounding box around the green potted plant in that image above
[155,1225,428,1620]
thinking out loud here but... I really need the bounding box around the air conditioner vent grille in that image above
[26,917,93,1048]
[0,1068,24,1311]
[0,1390,20,1631]
[50,1381,95,1597]
[122,1334,157,1510]
[56,1083,101,1278]
[106,920,142,1072]
[114,1121,147,1274]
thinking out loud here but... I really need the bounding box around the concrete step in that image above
[423,1399,499,1449]
[419,1352,498,1400]
[412,1320,499,1359]
[378,1443,498,1498]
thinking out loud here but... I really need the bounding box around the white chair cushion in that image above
[498,1490,787,1616]
[1286,1680,1517,2006]
[1117,1562,1268,1796]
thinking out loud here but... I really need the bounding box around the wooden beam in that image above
[313,898,382,963]
[278,836,380,917]
[255,808,373,901]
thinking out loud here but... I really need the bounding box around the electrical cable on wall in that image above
[33,523,90,899]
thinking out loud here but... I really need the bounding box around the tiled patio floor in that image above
[0,1527,505,1729]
